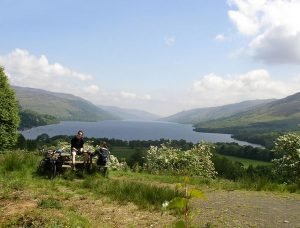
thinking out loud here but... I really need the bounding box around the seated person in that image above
[70,130,84,170]
[95,142,110,176]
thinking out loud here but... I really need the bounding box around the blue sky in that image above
[1,0,300,116]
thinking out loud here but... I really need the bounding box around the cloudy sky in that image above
[1,0,300,116]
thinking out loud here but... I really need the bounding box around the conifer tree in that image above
[0,66,20,150]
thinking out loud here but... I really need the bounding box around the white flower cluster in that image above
[56,141,71,152]
[108,154,127,171]
[83,140,96,153]
[144,142,217,178]
[272,133,300,183]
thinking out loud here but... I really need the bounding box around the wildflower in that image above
[162,201,169,208]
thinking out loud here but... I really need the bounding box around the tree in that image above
[15,134,27,150]
[0,66,20,150]
[272,133,300,183]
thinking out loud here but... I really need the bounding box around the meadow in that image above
[214,154,271,167]
[1,150,299,227]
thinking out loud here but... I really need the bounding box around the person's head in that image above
[76,130,84,138]
[101,141,107,148]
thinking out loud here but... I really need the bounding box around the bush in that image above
[272,133,300,183]
[144,142,216,178]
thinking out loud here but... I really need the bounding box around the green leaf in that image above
[167,197,188,210]
[188,189,206,199]
[175,183,184,189]
[175,220,186,228]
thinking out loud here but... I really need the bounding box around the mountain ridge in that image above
[196,92,300,129]
[191,92,300,147]
[13,86,117,122]
[13,86,161,122]
[161,99,275,124]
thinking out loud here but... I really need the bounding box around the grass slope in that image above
[193,92,300,143]
[14,86,118,121]
[162,99,273,124]
[196,92,300,129]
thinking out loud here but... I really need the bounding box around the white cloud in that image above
[120,91,137,99]
[228,0,300,64]
[228,0,265,36]
[82,85,100,95]
[0,49,153,107]
[249,26,300,64]
[192,69,300,107]
[0,49,93,82]
[215,34,225,41]
[0,48,96,97]
[120,91,152,101]
[164,36,176,46]
[143,94,152,100]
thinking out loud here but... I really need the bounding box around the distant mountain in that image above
[161,99,274,124]
[98,105,161,121]
[196,92,300,129]
[192,92,300,147]
[13,86,118,121]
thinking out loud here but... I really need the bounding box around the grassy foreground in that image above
[0,151,183,227]
[0,151,299,227]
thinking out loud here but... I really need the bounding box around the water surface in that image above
[21,120,261,147]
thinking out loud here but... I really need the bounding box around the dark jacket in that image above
[71,136,84,151]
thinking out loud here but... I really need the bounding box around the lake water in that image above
[21,120,261,147]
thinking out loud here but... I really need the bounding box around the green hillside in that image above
[162,99,273,124]
[14,86,118,122]
[19,109,59,130]
[196,92,300,129]
[194,92,300,147]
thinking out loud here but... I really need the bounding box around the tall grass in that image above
[110,170,300,194]
[0,151,41,199]
[0,151,39,173]
[79,175,184,209]
[38,197,62,209]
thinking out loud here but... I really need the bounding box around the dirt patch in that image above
[0,199,38,224]
[191,190,300,227]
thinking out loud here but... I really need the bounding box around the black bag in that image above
[97,148,109,166]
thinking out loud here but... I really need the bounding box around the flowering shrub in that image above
[83,140,96,153]
[109,154,127,170]
[144,142,216,178]
[272,133,300,183]
[56,141,71,152]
